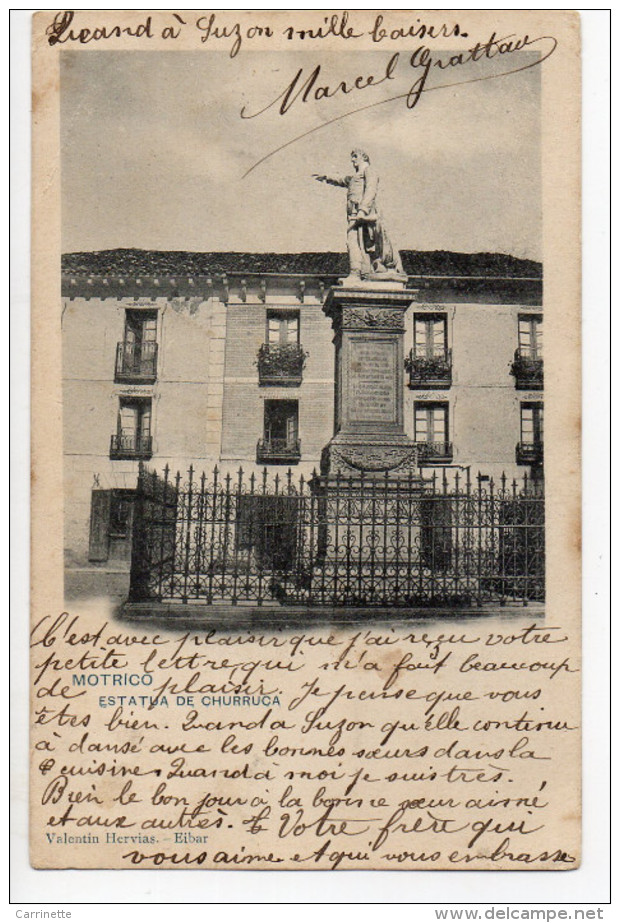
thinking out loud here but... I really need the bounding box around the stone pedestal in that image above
[321,282,421,478]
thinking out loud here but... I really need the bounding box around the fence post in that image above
[206,465,218,604]
[522,472,530,605]
[231,467,243,605]
[193,470,207,599]
[128,462,147,602]
[181,465,194,603]
[489,475,499,606]
[476,472,483,606]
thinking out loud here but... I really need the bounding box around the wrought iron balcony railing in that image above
[415,441,454,464]
[510,348,543,390]
[516,441,544,466]
[406,349,452,389]
[110,433,153,460]
[257,343,307,386]
[257,437,302,465]
[115,341,158,383]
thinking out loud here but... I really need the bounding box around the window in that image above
[520,402,544,444]
[414,402,453,462]
[116,310,158,381]
[512,316,543,389]
[110,398,153,459]
[257,400,301,463]
[518,315,543,359]
[259,312,305,385]
[88,489,135,562]
[413,314,447,358]
[264,399,298,445]
[415,402,448,443]
[267,311,300,345]
[409,314,452,389]
[517,402,544,465]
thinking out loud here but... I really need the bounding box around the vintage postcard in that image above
[30,10,581,870]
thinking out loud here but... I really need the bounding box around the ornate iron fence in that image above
[129,465,544,608]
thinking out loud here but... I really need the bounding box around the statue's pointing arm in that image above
[312,173,349,187]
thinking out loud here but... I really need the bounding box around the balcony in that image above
[110,433,153,460]
[510,349,543,390]
[256,437,302,465]
[516,441,544,466]
[115,341,158,383]
[407,349,452,389]
[257,343,307,387]
[415,441,454,464]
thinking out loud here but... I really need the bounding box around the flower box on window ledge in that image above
[510,349,543,390]
[415,441,454,464]
[256,437,302,465]
[257,343,307,386]
[516,441,543,466]
[406,349,452,389]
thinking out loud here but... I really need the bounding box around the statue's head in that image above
[351,149,370,167]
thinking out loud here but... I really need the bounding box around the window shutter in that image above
[286,411,297,444]
[140,405,152,439]
[119,404,137,436]
[432,407,446,442]
[267,318,280,344]
[142,317,157,343]
[414,318,425,356]
[432,319,445,355]
[521,405,534,442]
[286,316,299,344]
[415,406,428,440]
[535,406,544,441]
[88,490,112,562]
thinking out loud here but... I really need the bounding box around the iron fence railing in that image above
[129,464,544,608]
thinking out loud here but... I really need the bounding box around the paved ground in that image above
[122,600,543,631]
[64,567,544,631]
[65,567,130,605]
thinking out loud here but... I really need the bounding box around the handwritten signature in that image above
[241,32,557,178]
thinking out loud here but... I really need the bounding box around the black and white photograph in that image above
[60,39,546,622]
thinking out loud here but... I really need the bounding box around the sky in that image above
[61,48,541,259]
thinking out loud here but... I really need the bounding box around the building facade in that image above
[61,249,543,571]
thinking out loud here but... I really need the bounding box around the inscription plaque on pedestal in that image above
[349,340,396,424]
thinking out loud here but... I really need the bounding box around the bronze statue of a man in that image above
[313,149,404,281]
